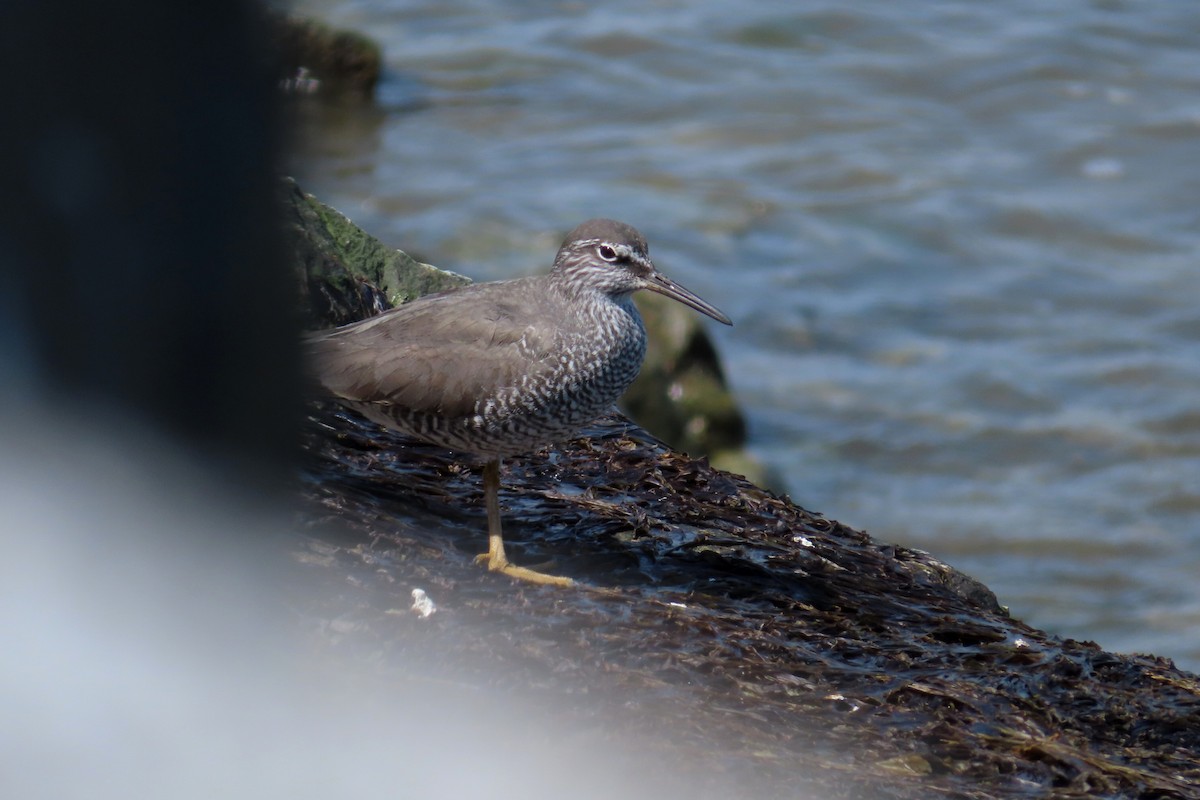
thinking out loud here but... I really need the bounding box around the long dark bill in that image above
[644,271,733,326]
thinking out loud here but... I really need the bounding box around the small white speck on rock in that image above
[410,588,437,619]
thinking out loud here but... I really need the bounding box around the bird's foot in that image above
[474,552,574,587]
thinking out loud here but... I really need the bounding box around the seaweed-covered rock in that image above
[291,182,1200,799]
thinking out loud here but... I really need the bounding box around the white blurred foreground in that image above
[0,411,702,800]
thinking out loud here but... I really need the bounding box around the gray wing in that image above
[306,281,559,419]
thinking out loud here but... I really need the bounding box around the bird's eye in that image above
[597,245,618,262]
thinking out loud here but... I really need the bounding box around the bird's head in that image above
[552,218,732,326]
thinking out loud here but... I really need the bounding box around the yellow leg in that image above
[473,458,573,587]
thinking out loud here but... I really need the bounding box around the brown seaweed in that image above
[294,402,1200,799]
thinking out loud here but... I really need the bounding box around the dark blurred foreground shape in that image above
[0,1,297,495]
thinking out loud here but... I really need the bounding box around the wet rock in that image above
[290,181,1200,799]
[268,13,381,98]
[295,401,1200,799]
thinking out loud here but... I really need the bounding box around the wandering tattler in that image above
[307,218,732,586]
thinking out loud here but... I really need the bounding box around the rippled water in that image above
[287,0,1200,672]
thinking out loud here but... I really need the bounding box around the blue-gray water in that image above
[287,0,1200,673]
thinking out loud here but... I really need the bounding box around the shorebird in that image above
[307,218,732,586]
